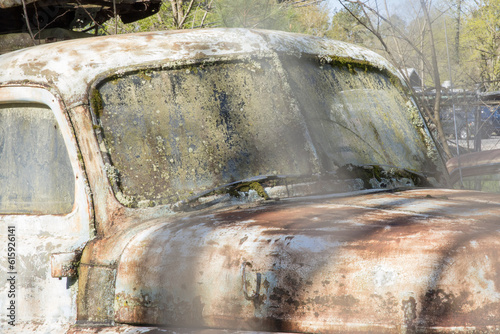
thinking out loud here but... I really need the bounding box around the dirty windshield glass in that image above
[94,56,437,207]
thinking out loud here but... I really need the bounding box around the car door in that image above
[0,87,93,332]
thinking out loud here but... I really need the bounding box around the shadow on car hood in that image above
[80,187,500,332]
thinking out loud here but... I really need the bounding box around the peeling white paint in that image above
[0,29,401,108]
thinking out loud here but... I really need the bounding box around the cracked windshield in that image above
[94,56,439,207]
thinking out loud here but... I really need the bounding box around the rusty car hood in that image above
[80,187,500,332]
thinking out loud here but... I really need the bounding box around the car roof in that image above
[0,28,399,108]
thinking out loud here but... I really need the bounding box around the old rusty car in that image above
[1,28,500,333]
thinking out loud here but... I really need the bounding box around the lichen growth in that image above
[137,69,154,81]
[337,164,426,190]
[91,52,438,208]
[318,54,408,94]
[230,181,270,200]
[104,163,120,188]
[116,191,136,208]
[407,100,424,128]
[406,100,440,167]
[137,199,154,208]
[90,88,104,118]
[319,55,376,73]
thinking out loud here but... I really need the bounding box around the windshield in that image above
[92,55,439,207]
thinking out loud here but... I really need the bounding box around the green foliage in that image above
[100,1,217,34]
[328,3,371,44]
[99,0,330,36]
[287,5,330,36]
[463,0,500,91]
[214,0,293,30]
[216,0,275,28]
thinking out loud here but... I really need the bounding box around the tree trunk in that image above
[170,0,184,29]
[420,0,451,157]
[455,0,462,64]
[170,0,199,29]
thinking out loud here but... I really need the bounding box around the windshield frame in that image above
[87,52,447,209]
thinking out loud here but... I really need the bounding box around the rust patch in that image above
[50,251,81,278]
[87,186,500,331]
[419,289,472,327]
[239,235,248,245]
[402,297,417,330]
[215,42,244,52]
[115,292,205,327]
[371,293,398,316]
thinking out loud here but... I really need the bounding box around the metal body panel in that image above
[104,188,500,332]
[0,29,498,333]
[67,325,295,333]
[0,87,92,331]
[0,29,399,109]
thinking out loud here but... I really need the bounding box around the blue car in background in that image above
[440,106,472,139]
[443,104,500,139]
[477,105,500,137]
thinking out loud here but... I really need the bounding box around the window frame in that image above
[0,86,86,216]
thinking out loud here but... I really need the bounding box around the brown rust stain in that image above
[219,244,240,269]
[419,289,472,326]
[115,292,206,327]
[371,293,398,316]
[414,290,500,327]
[212,201,433,245]
[84,188,500,330]
[215,42,244,52]
[171,41,215,52]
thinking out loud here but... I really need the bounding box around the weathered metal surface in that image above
[0,28,400,109]
[104,188,500,332]
[1,29,499,333]
[0,87,93,331]
[51,252,81,278]
[67,325,294,333]
[0,28,415,237]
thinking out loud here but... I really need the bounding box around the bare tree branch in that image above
[33,8,72,39]
[75,0,109,35]
[21,0,37,45]
[343,0,433,71]
[179,0,197,28]
[113,0,118,34]
[200,0,214,28]
[340,0,452,157]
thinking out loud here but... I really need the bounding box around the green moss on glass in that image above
[90,88,104,118]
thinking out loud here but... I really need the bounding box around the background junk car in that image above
[1,28,500,333]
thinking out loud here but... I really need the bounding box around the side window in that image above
[0,103,74,214]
